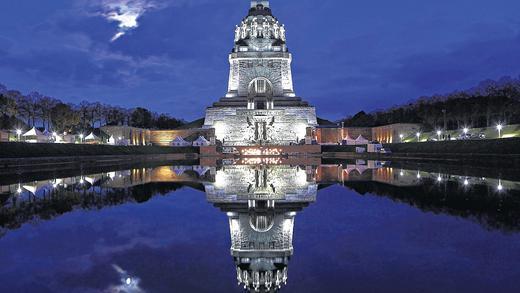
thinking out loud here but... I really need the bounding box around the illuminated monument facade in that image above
[204,0,318,146]
[206,164,316,292]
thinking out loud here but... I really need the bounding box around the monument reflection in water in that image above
[205,164,316,292]
[1,160,520,291]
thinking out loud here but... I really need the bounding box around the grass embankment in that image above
[0,142,198,158]
[322,138,520,154]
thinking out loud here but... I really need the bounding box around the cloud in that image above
[98,0,164,42]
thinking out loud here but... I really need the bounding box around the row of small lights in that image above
[398,124,505,142]
[241,148,283,156]
[399,170,504,191]
[14,171,126,195]
[240,157,283,165]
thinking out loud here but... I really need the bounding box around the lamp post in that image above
[399,134,404,143]
[497,124,503,139]
[341,121,344,142]
[16,129,22,141]
[437,130,442,141]
[79,134,84,143]
[416,132,421,142]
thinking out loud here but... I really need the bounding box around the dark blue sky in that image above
[1,0,519,121]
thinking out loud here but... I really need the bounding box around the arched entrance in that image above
[247,78,274,110]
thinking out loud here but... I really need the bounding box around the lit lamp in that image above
[399,134,404,143]
[16,129,22,141]
[416,132,421,142]
[496,124,503,139]
[436,130,442,141]
[79,134,84,143]
[463,128,469,135]
[497,179,503,191]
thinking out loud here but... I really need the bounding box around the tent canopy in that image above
[173,136,188,143]
[193,136,210,145]
[355,135,369,143]
[171,136,191,146]
[85,132,100,140]
[23,127,43,137]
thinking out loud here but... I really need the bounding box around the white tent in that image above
[22,127,47,143]
[193,166,210,176]
[355,135,369,145]
[85,132,100,141]
[108,135,116,145]
[171,166,191,176]
[192,136,210,146]
[23,127,43,137]
[171,136,191,147]
[343,135,357,145]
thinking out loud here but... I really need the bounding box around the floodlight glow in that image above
[463,128,468,134]
[16,129,22,135]
[437,176,442,182]
[464,179,469,186]
[497,124,503,131]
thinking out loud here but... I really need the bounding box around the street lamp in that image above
[16,129,22,141]
[463,127,468,135]
[79,134,84,143]
[437,130,442,141]
[496,124,503,139]
[416,132,421,142]
[399,134,404,143]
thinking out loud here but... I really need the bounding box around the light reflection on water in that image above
[0,159,519,292]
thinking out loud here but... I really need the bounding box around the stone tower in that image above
[204,0,317,146]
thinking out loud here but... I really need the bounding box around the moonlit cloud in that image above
[101,0,161,42]
[105,264,144,293]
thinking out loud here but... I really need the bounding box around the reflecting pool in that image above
[1,159,519,292]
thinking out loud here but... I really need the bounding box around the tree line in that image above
[0,83,185,133]
[340,77,520,131]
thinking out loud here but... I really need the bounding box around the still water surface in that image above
[0,160,519,292]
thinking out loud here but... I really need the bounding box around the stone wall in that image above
[313,127,372,144]
[372,123,421,143]
[227,52,294,97]
[204,107,317,146]
[101,126,151,146]
[150,128,215,146]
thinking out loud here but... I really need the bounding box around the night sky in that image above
[0,0,519,121]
